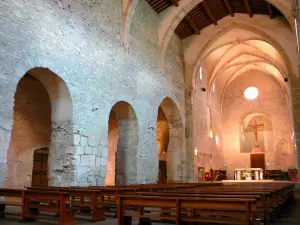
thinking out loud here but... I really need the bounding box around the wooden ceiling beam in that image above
[267,3,274,19]
[185,15,200,35]
[224,0,234,17]
[243,0,253,18]
[201,1,218,25]
[170,0,179,7]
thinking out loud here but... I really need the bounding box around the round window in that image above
[244,87,259,100]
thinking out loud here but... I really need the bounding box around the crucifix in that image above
[249,120,264,148]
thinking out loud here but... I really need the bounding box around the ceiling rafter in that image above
[201,1,218,25]
[243,0,253,18]
[267,3,274,19]
[224,0,234,17]
[170,0,179,7]
[186,15,200,35]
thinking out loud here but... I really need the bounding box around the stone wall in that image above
[192,66,225,181]
[5,75,51,188]
[0,0,185,186]
[222,71,297,178]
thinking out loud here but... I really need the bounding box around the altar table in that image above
[234,168,264,180]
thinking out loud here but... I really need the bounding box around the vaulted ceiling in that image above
[146,0,284,39]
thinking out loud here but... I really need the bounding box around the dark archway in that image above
[6,68,73,188]
[159,97,184,182]
[106,101,139,185]
[157,106,169,183]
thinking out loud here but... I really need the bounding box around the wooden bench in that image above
[22,190,76,225]
[0,188,23,218]
[117,195,258,225]
[27,187,106,222]
[135,191,270,224]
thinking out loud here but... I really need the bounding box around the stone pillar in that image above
[116,119,138,185]
[0,128,10,187]
[185,90,194,182]
[49,120,76,186]
[73,130,108,187]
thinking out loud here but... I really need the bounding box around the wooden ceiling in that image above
[146,0,284,39]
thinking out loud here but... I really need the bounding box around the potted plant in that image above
[242,169,252,180]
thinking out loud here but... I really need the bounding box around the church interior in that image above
[1,0,300,224]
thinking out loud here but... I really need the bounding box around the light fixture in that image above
[244,87,259,100]
[194,149,198,156]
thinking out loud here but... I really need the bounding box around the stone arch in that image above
[159,97,185,182]
[107,101,139,185]
[189,22,294,92]
[159,0,294,64]
[5,68,74,188]
[156,106,170,183]
[121,0,140,48]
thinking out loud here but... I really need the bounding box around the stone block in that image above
[0,130,5,141]
[0,141,9,150]
[85,146,93,155]
[96,157,101,167]
[74,134,81,145]
[76,166,89,179]
[5,131,11,142]
[102,147,108,158]
[76,146,85,155]
[88,136,99,147]
[97,147,102,157]
[100,157,107,167]
[92,147,98,155]
[80,155,93,166]
[100,167,107,178]
[80,136,88,146]
[89,155,96,166]
[97,178,105,186]
[75,155,80,166]
[65,146,75,154]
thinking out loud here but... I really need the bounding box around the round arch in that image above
[5,67,74,188]
[106,101,139,185]
[158,97,185,182]
[159,0,295,64]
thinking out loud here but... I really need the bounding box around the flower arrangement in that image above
[242,169,252,178]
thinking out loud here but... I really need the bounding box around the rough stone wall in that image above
[192,67,225,181]
[222,71,297,178]
[5,75,51,188]
[0,0,185,186]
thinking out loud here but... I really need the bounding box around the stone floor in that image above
[1,195,300,225]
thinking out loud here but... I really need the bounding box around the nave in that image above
[0,181,297,225]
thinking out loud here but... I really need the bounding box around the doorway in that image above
[31,148,49,187]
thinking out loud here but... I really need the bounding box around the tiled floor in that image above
[1,195,300,225]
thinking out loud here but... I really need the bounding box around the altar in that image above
[234,168,264,180]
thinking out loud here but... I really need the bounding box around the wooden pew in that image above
[117,195,258,225]
[22,190,76,225]
[135,191,269,225]
[0,188,23,218]
[27,187,107,221]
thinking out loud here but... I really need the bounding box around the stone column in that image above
[0,128,10,187]
[185,90,194,182]
[116,119,138,185]
[48,120,76,186]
